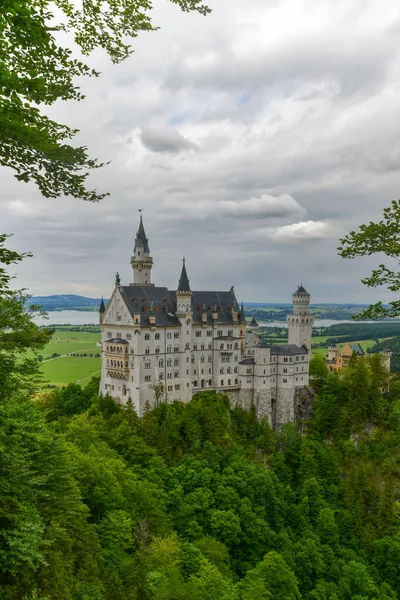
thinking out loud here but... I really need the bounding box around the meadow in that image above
[37,329,102,386]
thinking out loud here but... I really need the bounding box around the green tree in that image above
[1,0,211,201]
[338,200,400,319]
[309,354,329,393]
[240,552,301,600]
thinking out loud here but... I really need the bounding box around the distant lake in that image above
[31,311,369,328]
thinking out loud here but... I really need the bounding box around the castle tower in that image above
[328,346,338,362]
[286,285,315,352]
[130,214,154,286]
[176,257,192,316]
[176,258,193,402]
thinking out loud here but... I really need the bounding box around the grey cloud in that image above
[140,126,196,153]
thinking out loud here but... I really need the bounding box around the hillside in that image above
[27,294,106,311]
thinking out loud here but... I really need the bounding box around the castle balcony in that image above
[106,368,129,380]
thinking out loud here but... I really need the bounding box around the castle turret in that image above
[176,257,192,315]
[99,296,105,324]
[328,345,338,362]
[130,214,154,286]
[286,284,315,352]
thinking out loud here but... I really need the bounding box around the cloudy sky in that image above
[3,0,400,302]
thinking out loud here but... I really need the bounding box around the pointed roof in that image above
[294,284,309,295]
[134,214,150,253]
[239,302,246,324]
[99,297,105,313]
[177,257,191,293]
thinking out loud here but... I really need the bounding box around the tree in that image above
[338,200,400,319]
[240,552,301,600]
[1,0,211,201]
[0,234,51,397]
[309,354,329,393]
[149,381,166,407]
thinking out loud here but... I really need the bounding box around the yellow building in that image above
[326,344,391,372]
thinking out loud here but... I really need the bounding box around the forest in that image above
[2,350,400,599]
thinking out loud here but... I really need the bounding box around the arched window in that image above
[228,379,231,385]
[155,333,160,340]
[159,359,164,368]
[208,356,212,363]
[220,343,224,350]
[201,356,205,363]
[227,367,231,374]
[167,346,172,353]
[174,358,179,366]
[145,333,150,340]
[221,379,224,386]
[235,378,238,384]
[191,355,195,364]
[234,342,239,349]
[194,381,198,387]
[167,358,172,367]
[220,367,224,374]
[174,346,179,353]
[155,347,160,355]
[186,342,190,349]
[145,347,150,355]
[209,379,212,385]
[145,362,151,370]
[159,372,164,380]
[174,371,179,378]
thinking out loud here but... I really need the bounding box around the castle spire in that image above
[177,256,191,293]
[134,212,150,253]
[99,296,105,313]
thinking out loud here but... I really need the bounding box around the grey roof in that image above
[350,343,364,355]
[250,317,259,326]
[134,216,150,253]
[177,258,191,292]
[270,344,308,355]
[119,286,238,328]
[99,297,106,313]
[239,357,254,365]
[294,284,309,295]
[108,338,129,344]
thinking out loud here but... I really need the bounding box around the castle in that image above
[326,343,391,372]
[99,216,314,429]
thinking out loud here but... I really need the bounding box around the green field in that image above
[40,356,101,386]
[35,329,102,386]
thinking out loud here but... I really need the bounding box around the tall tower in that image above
[287,285,315,352]
[130,214,154,286]
[176,257,192,315]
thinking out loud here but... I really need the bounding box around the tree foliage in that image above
[1,0,211,201]
[338,200,400,319]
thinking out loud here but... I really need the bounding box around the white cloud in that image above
[270,220,334,242]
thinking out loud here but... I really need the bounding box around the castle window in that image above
[174,332,180,339]
[145,362,151,369]
[167,373,172,379]
[208,356,212,363]
[167,332,172,339]
[126,333,132,340]
[167,359,172,367]
[296,356,299,361]
[201,344,205,350]
[196,331,201,337]
[235,378,238,384]
[228,330,233,336]
[301,356,304,360]
[155,333,160,340]
[301,376,304,381]
[263,369,265,374]
[175,384,180,390]
[217,330,223,337]
[283,368,287,373]
[201,369,204,374]
[191,356,195,363]
[234,343,239,349]
[116,315,121,322]
[247,368,252,374]
[145,375,151,382]
[159,359,164,367]
[234,355,238,361]
[194,369,197,375]
[283,378,287,383]
[220,344,224,350]
[187,370,189,375]
[174,346,179,353]
[228,379,231,385]
[289,357,293,362]
[283,357,288,362]
[296,367,298,372]
[145,347,150,355]
[296,377,298,382]
[174,358,179,366]
[168,385,173,391]
[167,346,172,353]
[155,347,160,355]
[207,330,212,337]
[221,380,224,386]
[145,333,150,340]
[263,380,265,384]
[208,344,212,350]
[194,381,198,387]
[220,368,224,374]
[174,372,179,378]
[247,379,251,384]
[186,342,190,349]
[107,332,112,337]
[227,367,231,374]
[201,356,205,363]
[209,368,211,374]
[193,344,198,351]
[116,332,121,338]
[234,367,238,373]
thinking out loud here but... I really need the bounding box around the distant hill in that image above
[26,295,107,312]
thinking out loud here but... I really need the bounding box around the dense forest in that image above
[2,353,400,599]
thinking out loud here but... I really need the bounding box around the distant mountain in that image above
[26,295,107,312]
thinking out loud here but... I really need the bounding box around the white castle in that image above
[99,216,315,429]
